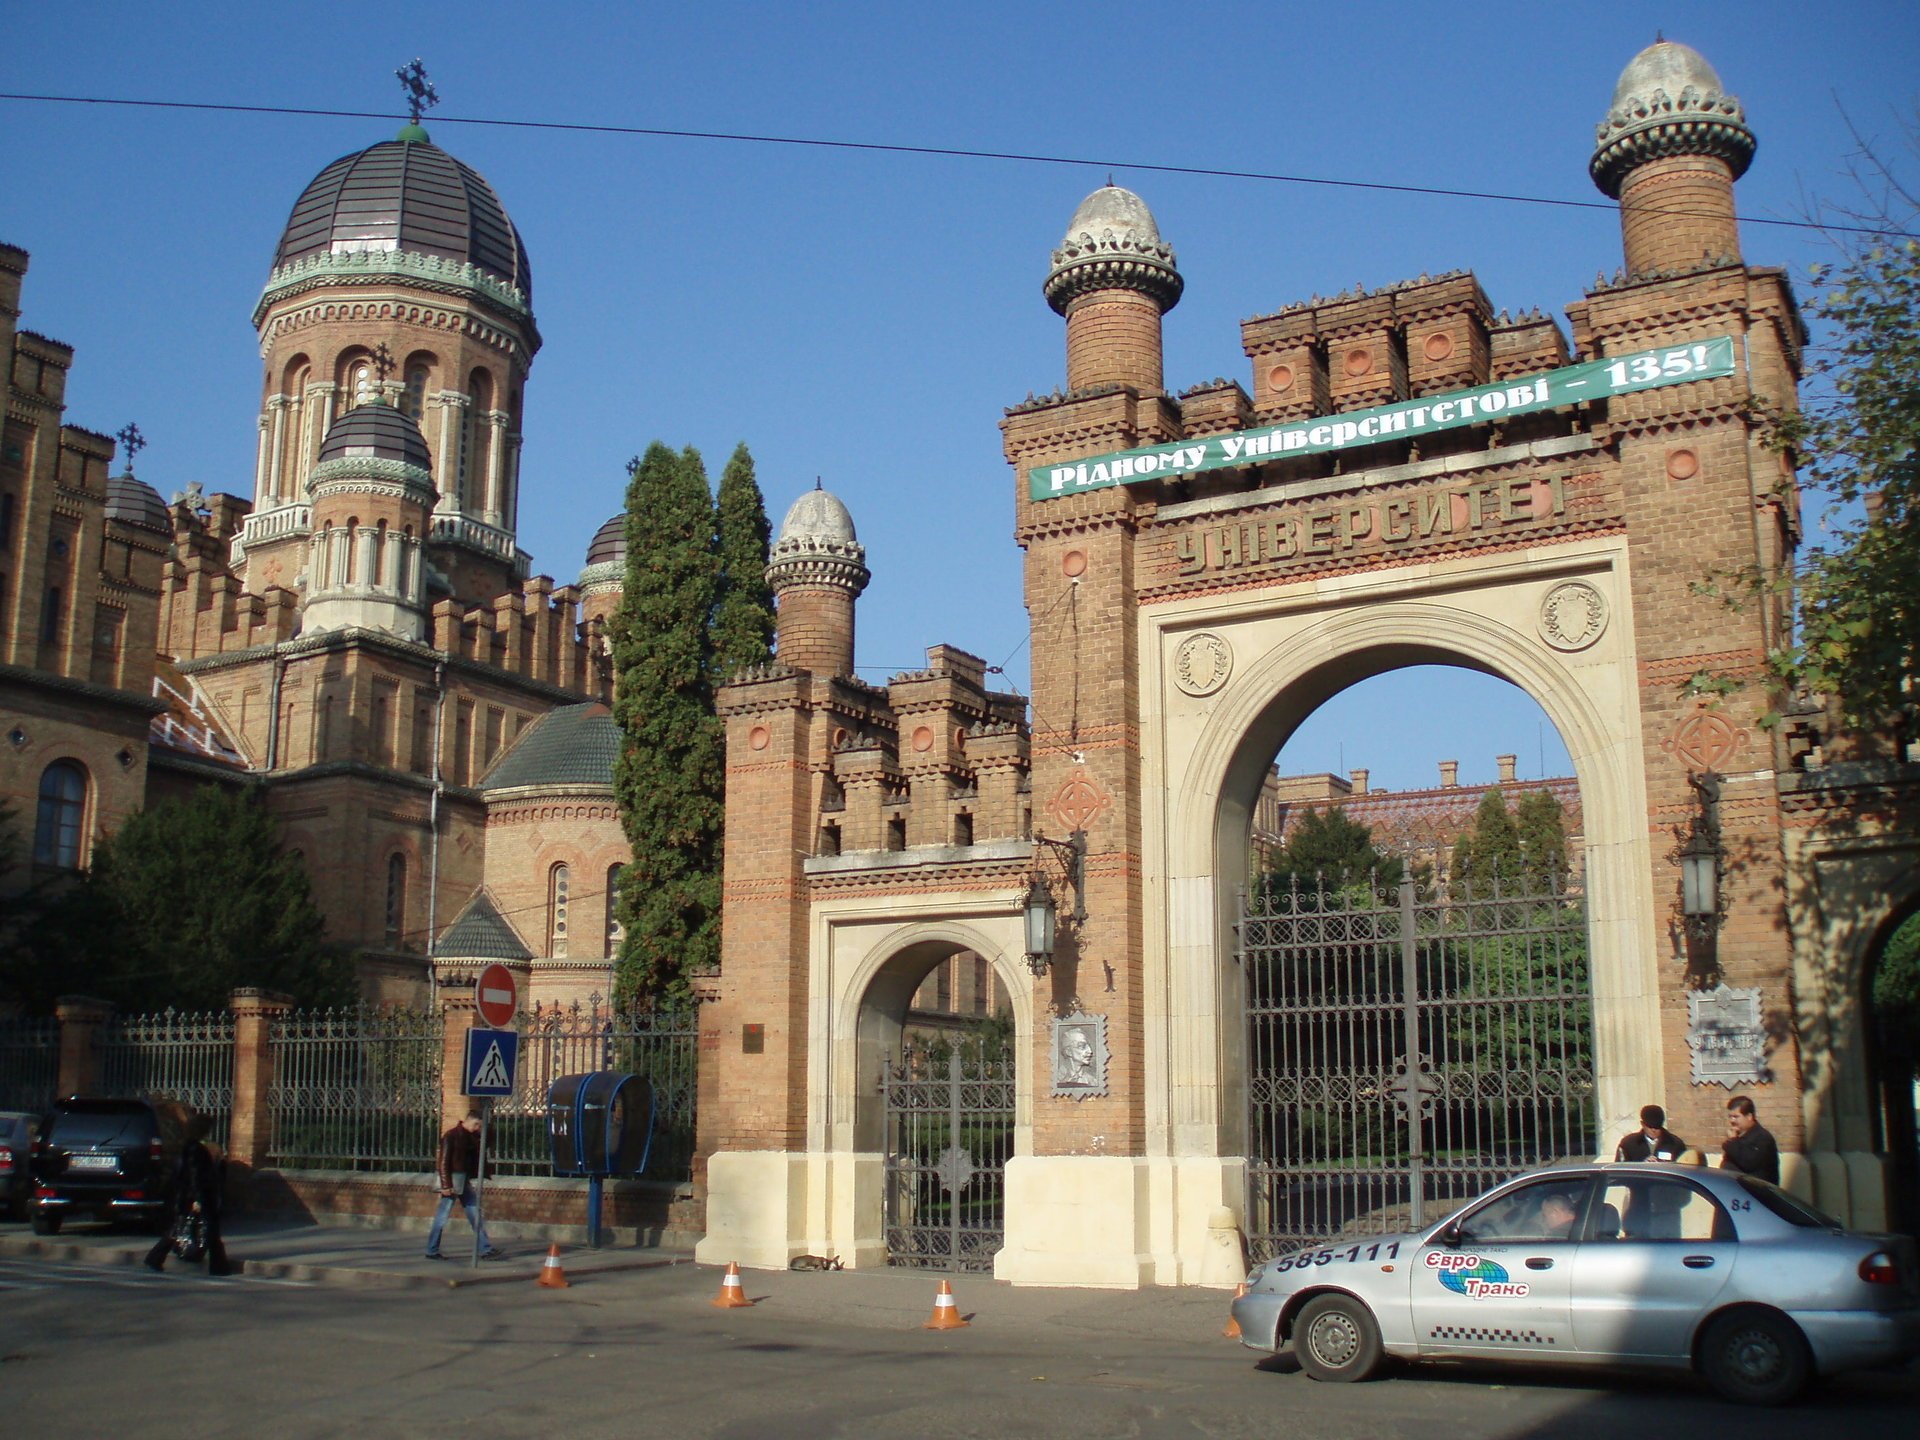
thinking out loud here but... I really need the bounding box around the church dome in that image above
[585,513,626,567]
[1592,40,1753,199]
[103,472,169,532]
[315,402,432,471]
[1045,183,1182,316]
[272,129,532,298]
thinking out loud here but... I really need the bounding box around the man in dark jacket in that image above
[1614,1104,1687,1162]
[426,1108,502,1260]
[144,1114,231,1276]
[1719,1094,1781,1184]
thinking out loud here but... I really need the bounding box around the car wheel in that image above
[31,1210,62,1236]
[1699,1308,1810,1406]
[1293,1294,1385,1384]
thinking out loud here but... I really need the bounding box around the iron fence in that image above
[97,1010,236,1145]
[488,998,700,1181]
[1240,874,1596,1261]
[0,1016,59,1113]
[266,1006,443,1171]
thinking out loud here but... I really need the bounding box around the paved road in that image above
[2,1251,1915,1438]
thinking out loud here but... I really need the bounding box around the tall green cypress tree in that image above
[1514,788,1570,894]
[610,443,724,1001]
[711,442,775,681]
[1451,788,1521,897]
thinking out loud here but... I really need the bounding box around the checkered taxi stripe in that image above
[1427,1326,1555,1345]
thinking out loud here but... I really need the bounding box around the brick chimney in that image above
[1439,760,1459,788]
[1497,754,1517,783]
[1350,768,1369,796]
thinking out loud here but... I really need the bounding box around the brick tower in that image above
[1046,184,1183,393]
[297,400,436,641]
[765,483,869,677]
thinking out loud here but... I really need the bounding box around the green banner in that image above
[1027,335,1738,500]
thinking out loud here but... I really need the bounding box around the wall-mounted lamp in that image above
[1680,770,1723,977]
[1024,830,1087,976]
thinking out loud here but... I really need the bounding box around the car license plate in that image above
[71,1155,118,1171]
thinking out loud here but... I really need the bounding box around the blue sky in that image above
[7,2,1913,792]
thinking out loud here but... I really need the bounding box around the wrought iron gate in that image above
[882,1045,1014,1272]
[1240,874,1596,1263]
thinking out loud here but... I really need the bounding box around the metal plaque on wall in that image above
[1050,1012,1108,1099]
[1686,984,1770,1087]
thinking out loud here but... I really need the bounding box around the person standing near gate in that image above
[426,1109,504,1261]
[1719,1095,1781,1185]
[145,1113,232,1276]
[1614,1104,1687,1162]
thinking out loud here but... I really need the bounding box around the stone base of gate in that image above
[994,1156,1245,1290]
[694,1151,888,1271]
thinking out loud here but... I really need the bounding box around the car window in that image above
[1737,1177,1842,1229]
[49,1110,153,1147]
[1592,1177,1731,1241]
[1456,1178,1594,1243]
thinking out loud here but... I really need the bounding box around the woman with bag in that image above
[144,1113,232,1276]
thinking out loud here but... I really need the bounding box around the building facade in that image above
[696,40,1920,1281]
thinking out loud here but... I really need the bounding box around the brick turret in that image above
[766,483,869,678]
[1046,185,1183,394]
[1591,40,1755,278]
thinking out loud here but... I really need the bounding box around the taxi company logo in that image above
[1425,1251,1530,1299]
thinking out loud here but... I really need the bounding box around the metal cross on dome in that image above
[372,343,396,386]
[115,422,146,475]
[395,58,439,125]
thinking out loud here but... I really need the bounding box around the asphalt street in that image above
[2,1246,1914,1439]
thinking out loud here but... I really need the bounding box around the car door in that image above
[1410,1176,1595,1358]
[1570,1174,1737,1359]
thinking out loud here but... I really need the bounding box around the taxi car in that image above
[1230,1163,1920,1404]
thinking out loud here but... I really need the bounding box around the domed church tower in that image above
[234,113,539,609]
[299,398,436,640]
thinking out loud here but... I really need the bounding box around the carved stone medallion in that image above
[1174,631,1233,696]
[1539,581,1608,651]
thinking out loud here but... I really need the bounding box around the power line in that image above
[2,89,1911,240]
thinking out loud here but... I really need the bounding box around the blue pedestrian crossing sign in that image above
[464,1027,518,1097]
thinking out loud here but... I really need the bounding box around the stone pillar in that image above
[54,996,114,1097]
[226,988,294,1175]
[266,395,290,505]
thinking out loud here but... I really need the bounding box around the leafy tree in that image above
[1261,805,1402,900]
[711,442,775,681]
[1449,788,1520,897]
[28,787,353,1012]
[1739,117,1920,742]
[610,443,724,1002]
[1515,788,1571,894]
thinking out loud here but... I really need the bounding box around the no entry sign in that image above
[475,963,518,1028]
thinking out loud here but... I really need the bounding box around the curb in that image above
[0,1233,690,1290]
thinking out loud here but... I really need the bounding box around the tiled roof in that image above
[479,702,618,790]
[438,890,531,960]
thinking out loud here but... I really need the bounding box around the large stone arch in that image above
[1130,538,1659,1274]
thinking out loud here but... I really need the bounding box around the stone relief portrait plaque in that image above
[1686,984,1770,1087]
[1051,1012,1109,1099]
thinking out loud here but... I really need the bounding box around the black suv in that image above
[30,1098,171,1235]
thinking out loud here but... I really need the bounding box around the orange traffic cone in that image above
[711,1261,755,1308]
[537,1243,570,1289]
[1223,1282,1248,1338]
[923,1278,969,1330]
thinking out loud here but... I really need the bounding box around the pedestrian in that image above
[1614,1104,1687,1162]
[426,1108,503,1261]
[1718,1094,1780,1184]
[145,1114,232,1276]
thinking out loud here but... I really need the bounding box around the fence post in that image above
[228,988,295,1176]
[53,996,114,1097]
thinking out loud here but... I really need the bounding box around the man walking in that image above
[426,1108,504,1261]
[1718,1095,1780,1185]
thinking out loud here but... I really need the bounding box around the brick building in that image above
[696,40,1920,1281]
[2,119,640,1010]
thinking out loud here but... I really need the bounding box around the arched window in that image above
[33,760,87,869]
[351,362,374,409]
[402,365,428,421]
[605,864,625,957]
[385,853,407,947]
[548,863,571,958]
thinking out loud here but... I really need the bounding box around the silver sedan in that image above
[1231,1162,1920,1403]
